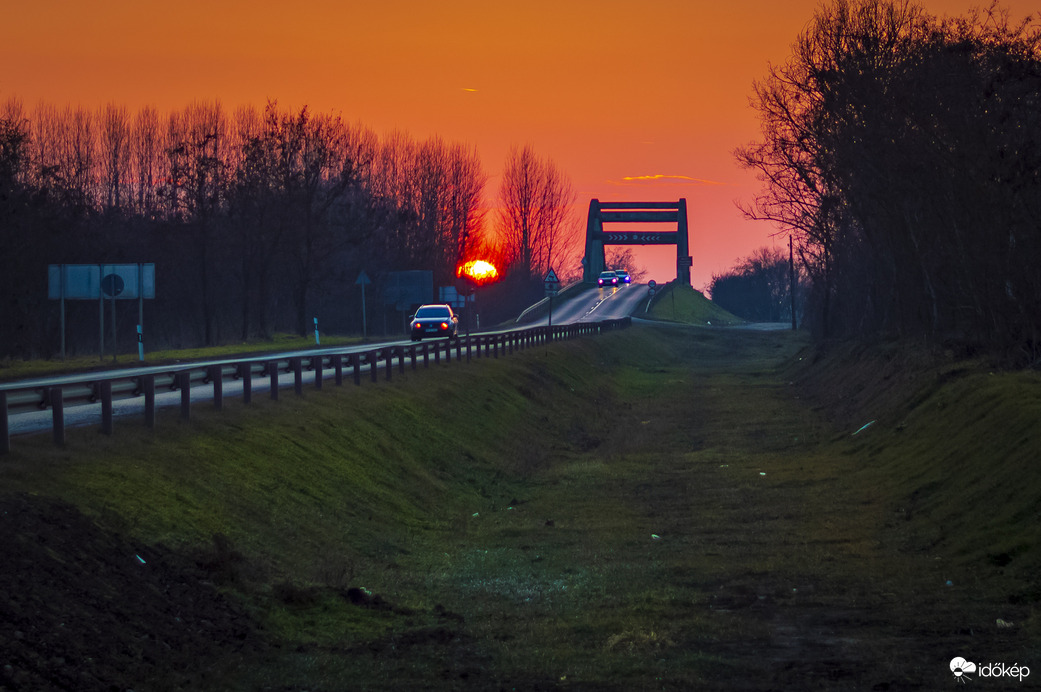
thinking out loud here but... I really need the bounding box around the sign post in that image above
[49,263,155,361]
[101,265,122,362]
[356,270,371,338]
[544,268,560,332]
[645,279,657,314]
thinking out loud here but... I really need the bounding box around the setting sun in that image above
[457,260,499,286]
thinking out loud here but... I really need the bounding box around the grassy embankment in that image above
[644,281,745,326]
[2,287,1039,689]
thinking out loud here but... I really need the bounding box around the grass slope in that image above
[645,283,744,326]
[2,325,1039,689]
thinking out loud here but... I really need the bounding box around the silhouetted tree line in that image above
[709,247,808,323]
[738,0,1041,361]
[0,100,493,357]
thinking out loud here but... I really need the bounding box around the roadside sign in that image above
[439,285,466,308]
[544,268,560,296]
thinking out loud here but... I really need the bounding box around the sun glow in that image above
[457,260,499,285]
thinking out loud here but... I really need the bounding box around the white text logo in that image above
[951,657,1031,683]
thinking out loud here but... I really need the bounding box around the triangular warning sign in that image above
[544,268,559,283]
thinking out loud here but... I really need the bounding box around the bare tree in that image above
[738,0,1041,353]
[441,142,486,269]
[29,103,99,209]
[98,103,131,212]
[496,144,576,280]
[368,132,486,284]
[129,106,165,217]
[165,101,231,344]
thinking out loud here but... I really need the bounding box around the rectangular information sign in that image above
[48,264,155,300]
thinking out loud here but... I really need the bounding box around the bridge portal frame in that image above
[582,199,692,286]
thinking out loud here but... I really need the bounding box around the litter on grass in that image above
[852,420,876,435]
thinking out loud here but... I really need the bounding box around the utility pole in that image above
[789,235,797,331]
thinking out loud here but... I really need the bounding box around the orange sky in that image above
[0,0,1008,289]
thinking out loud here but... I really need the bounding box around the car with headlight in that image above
[409,304,459,341]
[613,269,631,284]
[597,270,619,287]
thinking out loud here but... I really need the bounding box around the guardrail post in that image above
[142,375,155,428]
[455,339,462,361]
[268,361,279,400]
[179,372,191,421]
[493,336,499,358]
[100,381,113,435]
[423,343,429,368]
[434,341,441,365]
[50,387,65,446]
[352,353,361,386]
[333,354,343,385]
[410,345,417,371]
[398,347,406,374]
[292,358,303,395]
[445,340,452,363]
[369,351,378,383]
[209,366,223,410]
[239,363,252,405]
[466,336,472,363]
[314,356,323,390]
[385,349,393,382]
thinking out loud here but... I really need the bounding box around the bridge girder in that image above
[582,199,691,285]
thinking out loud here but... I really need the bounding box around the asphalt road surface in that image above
[5,285,649,440]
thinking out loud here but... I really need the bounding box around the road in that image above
[4,285,647,439]
[525,282,651,327]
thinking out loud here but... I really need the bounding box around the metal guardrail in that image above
[1,319,631,453]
